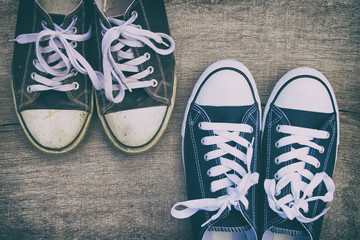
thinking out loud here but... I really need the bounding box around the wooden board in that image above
[0,0,359,239]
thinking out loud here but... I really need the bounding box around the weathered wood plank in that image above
[0,0,359,239]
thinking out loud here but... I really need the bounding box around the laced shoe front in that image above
[91,0,176,153]
[12,0,100,153]
[171,60,260,240]
[261,67,339,240]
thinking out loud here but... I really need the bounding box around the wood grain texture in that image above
[1,0,359,239]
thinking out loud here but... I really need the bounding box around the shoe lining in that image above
[95,0,134,17]
[37,0,81,15]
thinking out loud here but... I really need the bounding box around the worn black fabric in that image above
[89,0,176,115]
[12,0,93,112]
[261,76,339,240]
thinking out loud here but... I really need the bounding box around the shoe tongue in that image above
[49,14,66,26]
[272,219,308,237]
[279,107,332,129]
[200,105,253,124]
[208,208,249,232]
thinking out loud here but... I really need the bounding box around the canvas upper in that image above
[89,0,176,153]
[171,60,260,240]
[261,67,339,240]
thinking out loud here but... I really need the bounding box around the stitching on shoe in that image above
[139,0,169,103]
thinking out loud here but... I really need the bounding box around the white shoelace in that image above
[15,16,102,93]
[99,11,175,103]
[171,122,259,227]
[264,125,335,223]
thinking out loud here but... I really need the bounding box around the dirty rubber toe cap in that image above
[20,109,88,150]
[104,106,167,148]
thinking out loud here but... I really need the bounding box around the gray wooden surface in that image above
[1,0,359,239]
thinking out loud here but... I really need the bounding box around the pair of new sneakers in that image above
[12,0,175,153]
[171,60,339,240]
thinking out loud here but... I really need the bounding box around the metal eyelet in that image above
[325,132,330,139]
[275,141,280,148]
[207,170,211,177]
[201,138,205,145]
[198,122,203,129]
[72,82,79,90]
[144,52,151,60]
[276,125,281,132]
[31,72,36,80]
[151,79,158,87]
[32,59,37,66]
[41,20,47,27]
[249,126,254,133]
[71,27,77,34]
[274,173,280,180]
[275,158,280,164]
[101,30,106,36]
[316,162,321,168]
[132,11,138,18]
[72,15,78,22]
[319,147,325,154]
[204,154,208,161]
[26,86,32,93]
[72,41,78,48]
[71,69,78,76]
[148,66,154,74]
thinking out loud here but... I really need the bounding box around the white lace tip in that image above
[161,41,169,48]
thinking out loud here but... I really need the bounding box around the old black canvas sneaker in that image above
[171,60,260,240]
[12,0,101,153]
[90,0,176,153]
[261,68,339,240]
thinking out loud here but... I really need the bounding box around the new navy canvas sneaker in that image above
[261,68,339,240]
[171,60,261,240]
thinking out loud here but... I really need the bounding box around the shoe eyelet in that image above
[71,27,77,34]
[101,29,106,36]
[274,173,280,180]
[72,82,79,90]
[275,158,280,164]
[32,59,37,66]
[198,122,203,129]
[30,72,36,80]
[71,69,78,76]
[204,154,208,161]
[275,141,280,148]
[72,15,78,23]
[26,86,32,93]
[148,66,154,74]
[144,52,151,60]
[319,147,325,154]
[201,138,205,145]
[137,24,142,29]
[131,11,138,18]
[72,41,78,48]
[249,126,254,133]
[276,125,281,132]
[275,205,281,211]
[316,162,321,168]
[207,170,211,177]
[325,132,330,139]
[41,20,47,28]
[151,79,158,87]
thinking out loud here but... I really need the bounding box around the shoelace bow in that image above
[99,11,175,103]
[15,16,102,93]
[171,122,259,227]
[264,125,335,223]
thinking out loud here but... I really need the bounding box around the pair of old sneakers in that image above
[171,60,339,240]
[12,0,176,153]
